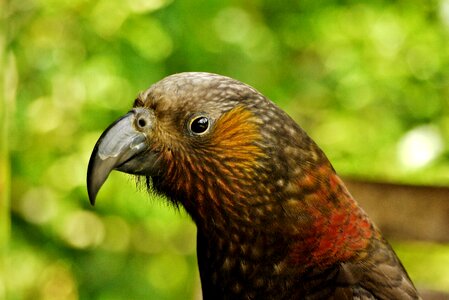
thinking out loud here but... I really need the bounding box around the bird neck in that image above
[193,169,378,299]
[193,165,376,272]
[156,139,376,270]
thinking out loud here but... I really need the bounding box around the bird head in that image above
[87,72,328,228]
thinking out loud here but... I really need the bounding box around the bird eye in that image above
[189,116,210,135]
[137,118,147,128]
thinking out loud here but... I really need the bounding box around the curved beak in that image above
[87,109,156,205]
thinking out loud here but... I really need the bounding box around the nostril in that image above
[138,118,146,128]
[133,108,152,130]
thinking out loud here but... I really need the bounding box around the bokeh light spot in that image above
[440,0,449,29]
[120,17,173,62]
[397,125,444,169]
[370,13,405,58]
[18,187,58,224]
[45,154,86,191]
[214,7,252,44]
[39,262,78,300]
[90,0,130,37]
[62,211,105,249]
[127,0,173,13]
[27,97,62,133]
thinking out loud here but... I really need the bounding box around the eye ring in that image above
[189,115,210,135]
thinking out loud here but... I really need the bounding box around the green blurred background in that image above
[1,0,449,299]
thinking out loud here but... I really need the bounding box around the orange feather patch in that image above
[211,106,266,169]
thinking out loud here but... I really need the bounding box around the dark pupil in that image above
[191,117,209,133]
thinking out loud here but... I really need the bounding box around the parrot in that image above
[87,72,421,299]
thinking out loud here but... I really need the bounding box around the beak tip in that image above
[88,192,97,206]
[87,177,98,206]
[86,155,105,207]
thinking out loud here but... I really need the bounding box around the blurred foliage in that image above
[2,0,449,299]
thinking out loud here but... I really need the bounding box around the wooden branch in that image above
[344,178,449,242]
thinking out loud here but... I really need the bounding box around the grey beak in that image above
[87,112,149,205]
